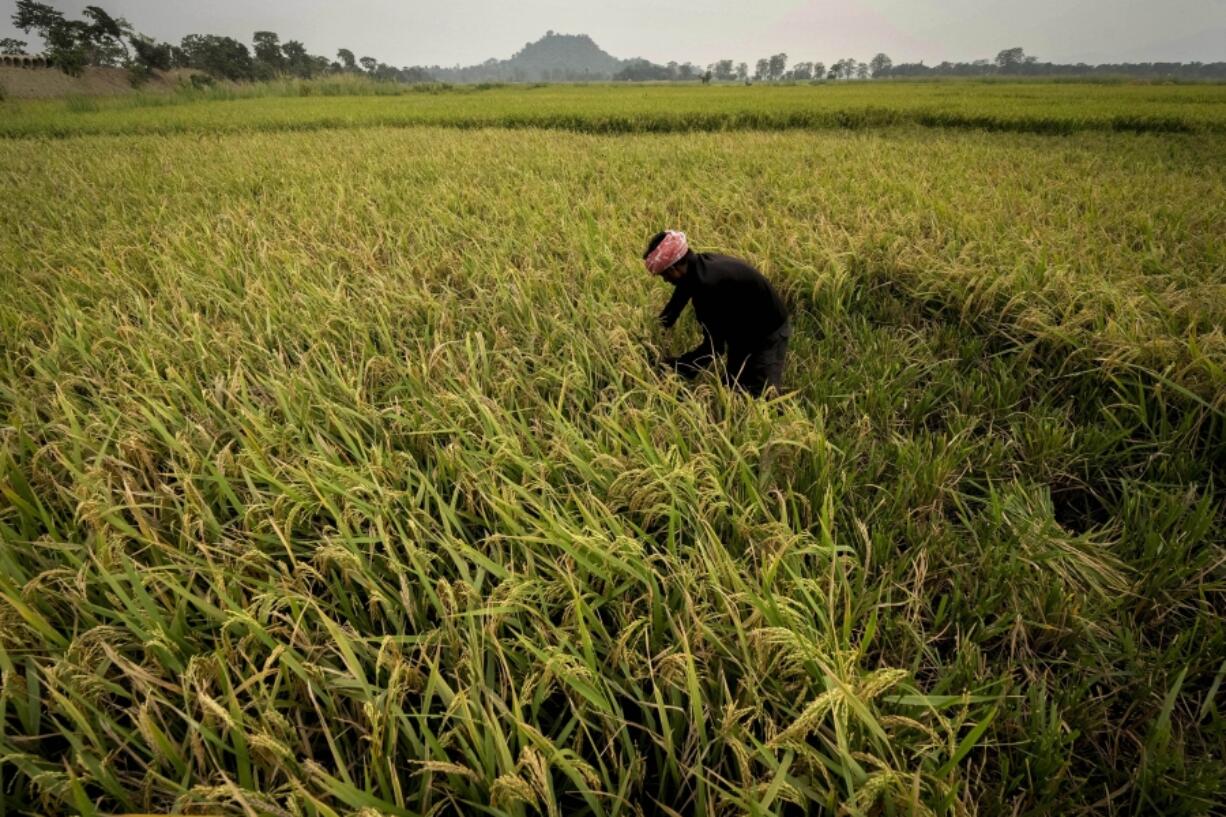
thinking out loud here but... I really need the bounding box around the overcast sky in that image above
[4,0,1224,67]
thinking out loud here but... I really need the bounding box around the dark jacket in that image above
[658,252,789,369]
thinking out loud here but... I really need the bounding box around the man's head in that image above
[644,231,690,284]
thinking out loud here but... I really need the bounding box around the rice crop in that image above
[2,81,1226,139]
[1,105,1224,816]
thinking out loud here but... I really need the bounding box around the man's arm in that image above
[658,285,691,329]
[667,330,723,380]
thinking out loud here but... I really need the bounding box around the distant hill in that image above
[429,32,630,82]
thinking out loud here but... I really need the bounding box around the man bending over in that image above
[645,230,791,397]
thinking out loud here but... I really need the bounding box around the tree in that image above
[713,59,734,81]
[813,61,825,80]
[127,33,171,85]
[869,52,892,77]
[81,5,128,56]
[0,37,27,55]
[678,62,697,80]
[791,61,813,80]
[831,57,857,79]
[754,58,768,81]
[736,62,748,82]
[18,15,86,74]
[995,47,1026,71]
[252,31,284,76]
[12,1,135,71]
[856,61,869,80]
[372,61,400,81]
[12,0,62,33]
[72,6,131,66]
[82,6,123,38]
[401,65,434,83]
[280,39,315,77]
[359,56,377,74]
[179,34,254,81]
[613,58,671,81]
[12,0,127,74]
[129,35,171,70]
[768,52,787,81]
[336,48,356,71]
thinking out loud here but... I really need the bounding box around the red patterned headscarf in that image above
[644,231,689,275]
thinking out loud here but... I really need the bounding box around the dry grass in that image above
[0,65,198,100]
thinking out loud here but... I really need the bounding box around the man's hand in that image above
[639,341,679,373]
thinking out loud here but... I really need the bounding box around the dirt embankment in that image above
[0,65,198,98]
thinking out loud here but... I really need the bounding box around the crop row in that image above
[2,82,1226,138]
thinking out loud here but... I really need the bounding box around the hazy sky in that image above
[3,0,1224,67]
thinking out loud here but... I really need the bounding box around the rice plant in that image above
[0,101,1223,816]
[1,81,1225,139]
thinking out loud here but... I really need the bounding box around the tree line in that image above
[7,2,1224,85]
[614,55,869,83]
[880,47,1226,80]
[690,49,1226,83]
[7,0,436,85]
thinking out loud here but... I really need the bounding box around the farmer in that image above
[645,230,791,397]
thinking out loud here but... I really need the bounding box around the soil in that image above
[0,65,199,99]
